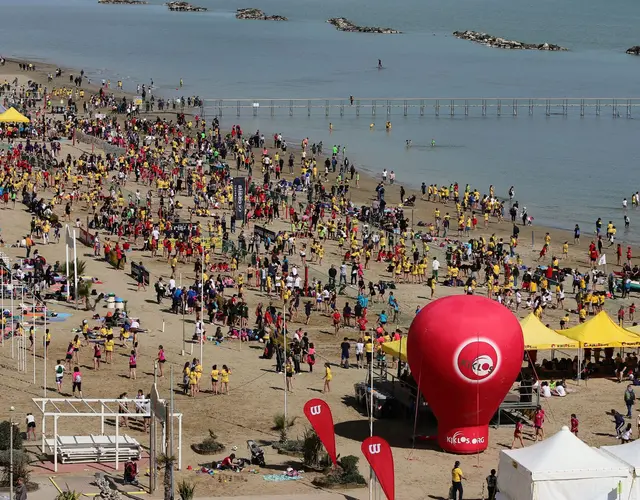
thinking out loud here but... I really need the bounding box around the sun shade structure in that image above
[0,107,30,123]
[497,426,632,500]
[560,311,640,348]
[32,397,183,472]
[520,313,579,350]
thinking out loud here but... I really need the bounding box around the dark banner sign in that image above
[254,225,276,241]
[131,261,150,285]
[233,177,246,222]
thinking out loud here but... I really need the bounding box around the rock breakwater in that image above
[327,18,400,34]
[453,30,567,51]
[236,8,287,21]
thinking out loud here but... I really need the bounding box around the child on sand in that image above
[323,363,332,393]
[211,364,219,394]
[129,350,137,380]
[534,405,545,441]
[72,367,83,398]
[510,419,524,449]
[221,365,231,395]
[570,413,579,436]
[157,345,165,377]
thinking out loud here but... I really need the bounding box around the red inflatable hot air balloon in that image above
[407,295,524,454]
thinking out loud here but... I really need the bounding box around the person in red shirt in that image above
[570,414,579,436]
[332,310,341,335]
[220,453,240,471]
[534,406,545,441]
[617,244,623,266]
[630,303,636,322]
[618,306,625,327]
[628,246,633,265]
[510,419,524,449]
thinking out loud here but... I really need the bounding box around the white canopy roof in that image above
[601,440,640,472]
[501,426,630,480]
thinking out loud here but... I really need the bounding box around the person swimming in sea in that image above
[406,139,412,147]
[431,138,436,147]
[378,59,382,69]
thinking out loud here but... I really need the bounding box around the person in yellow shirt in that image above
[323,363,332,393]
[193,359,203,393]
[220,365,231,395]
[189,368,198,397]
[211,364,220,394]
[579,307,587,323]
[105,338,114,364]
[451,461,464,499]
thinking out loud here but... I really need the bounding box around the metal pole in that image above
[32,304,36,384]
[10,269,14,359]
[165,402,172,499]
[178,415,182,470]
[54,415,58,472]
[150,364,157,492]
[181,273,185,355]
[65,227,70,300]
[1,267,4,348]
[9,416,13,499]
[115,409,119,470]
[73,231,78,310]
[170,365,175,496]
[283,306,287,433]
[200,247,204,367]
[43,306,47,396]
[369,343,375,500]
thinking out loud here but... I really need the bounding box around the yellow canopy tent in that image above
[0,107,30,123]
[561,311,640,348]
[520,313,579,350]
[381,337,407,362]
[626,324,640,335]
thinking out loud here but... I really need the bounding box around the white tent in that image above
[497,426,632,500]
[601,440,640,500]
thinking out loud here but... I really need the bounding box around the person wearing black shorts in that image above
[26,413,36,441]
[72,367,83,397]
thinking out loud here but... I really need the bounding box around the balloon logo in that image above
[455,339,499,382]
[407,295,524,455]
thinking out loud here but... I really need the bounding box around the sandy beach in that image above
[0,56,637,500]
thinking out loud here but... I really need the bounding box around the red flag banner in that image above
[361,436,395,500]
[303,399,337,465]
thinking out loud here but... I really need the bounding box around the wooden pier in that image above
[201,97,640,118]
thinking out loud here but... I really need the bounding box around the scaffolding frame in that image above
[32,398,183,472]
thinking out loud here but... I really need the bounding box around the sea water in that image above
[4,0,640,239]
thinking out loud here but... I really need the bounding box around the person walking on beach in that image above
[534,405,545,441]
[129,350,137,380]
[570,413,579,436]
[450,461,464,500]
[15,477,27,500]
[625,385,636,418]
[486,469,497,500]
[510,419,525,449]
[54,360,65,393]
[72,367,83,398]
[323,362,332,393]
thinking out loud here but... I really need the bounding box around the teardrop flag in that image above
[362,436,395,500]
[303,399,337,465]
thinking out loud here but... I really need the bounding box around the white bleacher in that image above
[44,435,141,464]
